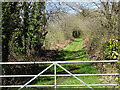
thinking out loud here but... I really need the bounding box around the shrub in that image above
[103,39,119,60]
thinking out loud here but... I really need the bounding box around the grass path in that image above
[55,38,106,88]
[35,37,108,89]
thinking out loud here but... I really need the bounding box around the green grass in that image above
[33,37,109,89]
[18,37,108,90]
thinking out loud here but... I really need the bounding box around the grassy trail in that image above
[35,37,108,89]
[56,38,106,88]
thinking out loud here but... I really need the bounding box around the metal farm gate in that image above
[0,60,119,90]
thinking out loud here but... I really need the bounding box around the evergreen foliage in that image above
[2,2,47,62]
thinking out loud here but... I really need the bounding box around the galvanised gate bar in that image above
[0,60,119,90]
